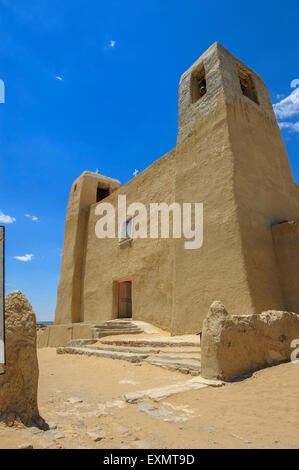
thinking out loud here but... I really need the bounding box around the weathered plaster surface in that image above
[201,301,299,381]
[272,220,299,313]
[82,150,176,331]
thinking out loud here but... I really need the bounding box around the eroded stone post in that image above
[201,301,231,380]
[0,291,43,427]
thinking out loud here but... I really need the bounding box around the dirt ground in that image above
[0,348,298,449]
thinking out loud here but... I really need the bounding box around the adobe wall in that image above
[272,220,299,314]
[201,301,299,381]
[173,94,250,335]
[296,184,299,211]
[230,99,298,316]
[37,322,94,348]
[171,42,299,335]
[81,149,176,332]
[226,48,298,317]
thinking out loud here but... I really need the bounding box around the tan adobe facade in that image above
[55,42,299,336]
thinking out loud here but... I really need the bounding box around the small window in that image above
[238,67,259,105]
[97,187,110,202]
[73,184,77,192]
[191,65,207,103]
[119,218,133,243]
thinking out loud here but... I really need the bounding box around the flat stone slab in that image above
[57,346,149,363]
[145,358,201,371]
[125,382,206,403]
[95,326,141,331]
[102,323,140,329]
[124,375,224,403]
[86,344,162,355]
[100,338,201,348]
[67,339,97,347]
[94,329,143,338]
[154,354,201,362]
[86,343,202,356]
[137,404,187,423]
[188,376,224,387]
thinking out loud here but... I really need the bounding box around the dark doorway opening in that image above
[97,187,110,202]
[117,280,132,318]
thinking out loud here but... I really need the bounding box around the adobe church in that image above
[54,42,299,340]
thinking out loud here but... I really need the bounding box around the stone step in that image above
[94,328,141,333]
[67,339,98,347]
[154,354,201,362]
[145,358,201,375]
[99,338,201,348]
[96,322,138,329]
[93,328,143,338]
[57,344,201,375]
[105,320,135,324]
[86,344,162,355]
[93,324,141,330]
[57,346,149,363]
[85,344,201,359]
[94,324,141,330]
[157,349,202,354]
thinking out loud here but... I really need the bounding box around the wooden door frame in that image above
[117,277,132,283]
[115,277,132,319]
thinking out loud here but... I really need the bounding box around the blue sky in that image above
[1,0,299,320]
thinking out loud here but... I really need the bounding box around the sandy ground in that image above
[0,348,299,449]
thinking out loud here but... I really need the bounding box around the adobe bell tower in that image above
[171,42,299,335]
[55,172,121,325]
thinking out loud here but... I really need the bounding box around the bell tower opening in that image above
[238,66,259,105]
[97,186,110,202]
[191,64,207,103]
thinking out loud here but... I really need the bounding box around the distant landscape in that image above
[36,321,54,330]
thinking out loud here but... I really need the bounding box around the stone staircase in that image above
[57,320,201,375]
[92,320,143,339]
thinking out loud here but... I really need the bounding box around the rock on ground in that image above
[0,291,43,427]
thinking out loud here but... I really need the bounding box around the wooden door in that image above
[118,281,132,318]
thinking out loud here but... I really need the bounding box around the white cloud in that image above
[25,214,38,221]
[273,80,299,133]
[278,121,299,133]
[104,40,117,51]
[273,87,299,120]
[55,76,63,81]
[291,79,299,88]
[14,254,34,262]
[0,210,16,224]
